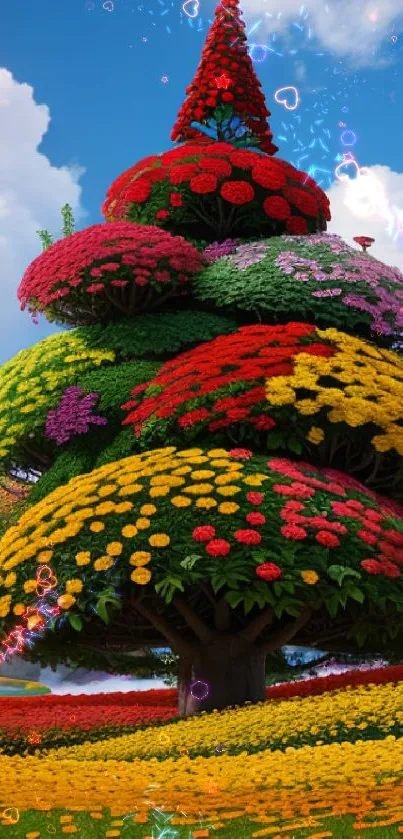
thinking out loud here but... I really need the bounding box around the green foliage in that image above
[36,204,75,252]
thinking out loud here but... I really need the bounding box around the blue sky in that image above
[0,0,402,364]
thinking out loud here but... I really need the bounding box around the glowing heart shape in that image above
[334,154,360,182]
[274,86,299,111]
[35,564,58,597]
[182,0,199,17]
[2,808,19,825]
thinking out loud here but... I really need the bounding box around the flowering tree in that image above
[1,0,403,716]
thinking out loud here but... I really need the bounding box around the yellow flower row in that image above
[0,331,115,457]
[266,327,403,454]
[1,737,402,822]
[47,680,403,761]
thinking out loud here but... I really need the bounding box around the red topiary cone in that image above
[171,0,278,155]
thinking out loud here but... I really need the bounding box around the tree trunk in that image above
[178,634,266,715]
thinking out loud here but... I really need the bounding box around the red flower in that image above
[284,187,318,217]
[124,179,151,203]
[281,524,307,540]
[199,157,232,177]
[234,529,262,545]
[156,210,169,219]
[315,531,340,547]
[381,560,401,578]
[220,181,255,205]
[169,192,183,207]
[361,559,383,575]
[178,408,211,427]
[286,216,308,235]
[206,538,231,556]
[262,196,291,220]
[229,448,253,459]
[251,161,286,190]
[190,173,218,194]
[256,562,282,581]
[357,529,378,546]
[246,512,266,525]
[229,150,258,169]
[193,525,216,542]
[247,491,264,506]
[252,415,276,431]
[169,164,200,184]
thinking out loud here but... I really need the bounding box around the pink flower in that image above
[229,448,253,459]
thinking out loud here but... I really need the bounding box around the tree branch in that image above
[214,597,231,631]
[132,596,194,658]
[258,606,313,654]
[173,595,214,643]
[238,606,274,644]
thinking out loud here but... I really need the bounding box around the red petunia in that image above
[234,529,262,545]
[262,196,291,220]
[193,525,216,542]
[206,538,231,556]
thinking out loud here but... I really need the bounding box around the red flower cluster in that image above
[256,561,282,581]
[269,456,403,577]
[0,699,175,736]
[102,142,331,239]
[122,323,335,440]
[170,0,278,156]
[17,222,204,324]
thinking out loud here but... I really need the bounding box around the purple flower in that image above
[45,386,107,446]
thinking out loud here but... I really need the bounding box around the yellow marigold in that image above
[171,495,192,507]
[195,497,217,509]
[215,473,238,485]
[23,580,37,594]
[306,427,325,444]
[57,594,76,610]
[13,603,25,616]
[218,502,239,514]
[190,470,216,480]
[115,502,133,514]
[183,483,213,495]
[216,485,241,496]
[172,465,192,475]
[372,434,393,453]
[94,557,114,571]
[4,572,17,588]
[149,486,171,497]
[149,533,170,548]
[65,579,83,594]
[208,449,229,458]
[95,501,116,515]
[121,525,138,538]
[150,475,184,487]
[75,551,91,566]
[0,595,11,617]
[301,570,319,585]
[37,550,54,563]
[89,521,105,533]
[136,518,150,530]
[97,483,117,498]
[129,551,151,566]
[176,448,204,458]
[106,541,123,556]
[117,485,143,497]
[140,504,157,516]
[130,567,152,585]
[294,400,320,415]
[242,474,269,486]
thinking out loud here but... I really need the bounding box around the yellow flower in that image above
[89,521,105,533]
[218,502,239,514]
[140,504,157,516]
[171,495,192,507]
[13,603,25,616]
[149,486,171,497]
[306,427,325,445]
[121,525,138,538]
[242,474,268,486]
[65,579,83,594]
[0,596,11,617]
[195,497,217,509]
[36,550,54,563]
[130,567,152,585]
[183,483,214,495]
[301,570,319,585]
[4,572,17,588]
[176,448,204,458]
[150,475,184,487]
[114,502,133,514]
[216,485,241,496]
[149,533,170,548]
[23,579,37,594]
[117,485,143,497]
[207,449,229,458]
[190,470,215,480]
[57,594,76,610]
[97,484,116,497]
[106,541,123,556]
[75,551,91,566]
[136,518,150,530]
[94,557,114,571]
[129,551,151,566]
[95,501,116,515]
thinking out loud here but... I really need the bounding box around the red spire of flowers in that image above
[171,0,278,155]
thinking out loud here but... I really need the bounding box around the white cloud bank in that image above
[0,69,85,365]
[326,164,403,271]
[242,0,403,63]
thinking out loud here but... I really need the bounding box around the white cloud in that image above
[242,0,403,63]
[0,69,86,365]
[326,164,403,271]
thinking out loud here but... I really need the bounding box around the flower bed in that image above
[194,233,403,345]
[102,142,330,241]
